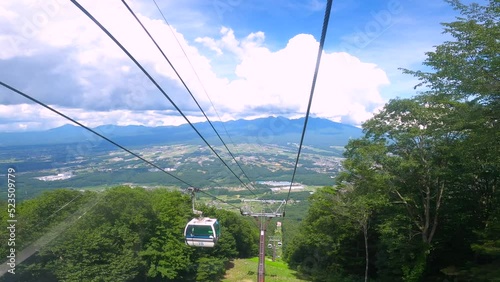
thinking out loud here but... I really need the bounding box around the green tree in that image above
[195,257,226,282]
[285,187,364,281]
[403,0,499,103]
[0,189,94,282]
[463,206,500,280]
[140,189,194,280]
[401,0,499,277]
[213,209,259,258]
[40,186,155,281]
[0,189,90,255]
[289,2,499,280]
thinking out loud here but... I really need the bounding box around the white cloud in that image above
[196,30,389,125]
[195,37,223,55]
[0,1,390,131]
[0,103,209,132]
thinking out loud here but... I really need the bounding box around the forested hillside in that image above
[285,1,499,281]
[0,187,259,281]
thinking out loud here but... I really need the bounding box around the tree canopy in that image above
[286,0,499,281]
[1,187,259,282]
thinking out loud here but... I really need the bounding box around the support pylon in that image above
[257,217,270,282]
[240,199,285,282]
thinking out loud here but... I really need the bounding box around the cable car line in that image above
[30,193,83,230]
[3,0,336,262]
[0,81,237,209]
[185,187,222,247]
[151,0,238,148]
[121,0,256,192]
[196,189,240,210]
[1,79,238,252]
[71,0,257,197]
[0,81,191,186]
[284,0,333,213]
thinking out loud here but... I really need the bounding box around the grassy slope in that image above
[223,257,308,282]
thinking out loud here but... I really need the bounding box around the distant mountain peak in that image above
[0,116,362,147]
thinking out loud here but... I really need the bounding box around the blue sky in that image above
[0,0,480,132]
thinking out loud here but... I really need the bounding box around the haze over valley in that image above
[0,116,361,200]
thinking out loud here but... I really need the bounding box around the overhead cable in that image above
[0,81,192,186]
[151,0,238,148]
[71,0,257,197]
[284,0,333,213]
[0,80,237,209]
[122,0,256,193]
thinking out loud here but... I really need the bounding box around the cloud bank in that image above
[0,0,389,131]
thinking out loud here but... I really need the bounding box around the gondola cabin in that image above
[184,217,220,248]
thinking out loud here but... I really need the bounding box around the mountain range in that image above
[0,116,363,149]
